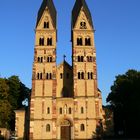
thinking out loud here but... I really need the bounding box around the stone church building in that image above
[29,0,103,139]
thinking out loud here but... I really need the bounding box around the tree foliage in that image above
[107,69,140,138]
[0,76,30,130]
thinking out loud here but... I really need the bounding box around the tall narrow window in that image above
[37,73,40,79]
[60,73,63,79]
[78,72,84,79]
[41,57,43,63]
[40,73,42,79]
[69,108,72,114]
[46,124,50,132]
[77,56,84,62]
[44,22,49,28]
[49,73,52,79]
[91,72,93,79]
[81,124,85,131]
[81,107,84,114]
[50,57,52,62]
[47,107,50,114]
[78,72,81,79]
[47,38,52,46]
[37,73,43,80]
[77,37,82,46]
[60,108,62,114]
[87,56,93,62]
[37,57,43,63]
[39,37,44,46]
[81,72,84,79]
[46,73,49,79]
[37,57,40,62]
[47,56,53,62]
[87,72,93,79]
[85,37,91,46]
[46,73,52,80]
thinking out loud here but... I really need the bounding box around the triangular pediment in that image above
[36,8,54,30]
[36,0,56,29]
[74,8,93,30]
[72,0,94,30]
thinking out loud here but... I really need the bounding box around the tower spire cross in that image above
[63,54,66,61]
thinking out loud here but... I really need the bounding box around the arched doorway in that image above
[60,119,71,140]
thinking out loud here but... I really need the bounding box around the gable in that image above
[36,8,54,30]
[72,0,94,29]
[74,8,93,30]
[36,0,56,28]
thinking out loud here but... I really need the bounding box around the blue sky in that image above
[0,0,140,105]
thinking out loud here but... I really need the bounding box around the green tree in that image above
[0,78,11,128]
[0,76,30,130]
[107,69,140,138]
[102,105,114,137]
[0,78,9,100]
[0,100,11,128]
[7,76,21,109]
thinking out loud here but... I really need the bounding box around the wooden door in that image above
[61,126,71,140]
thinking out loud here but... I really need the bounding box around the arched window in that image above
[85,37,91,46]
[81,72,84,79]
[81,124,85,131]
[37,73,43,80]
[37,57,43,63]
[37,57,40,62]
[46,73,52,80]
[60,73,63,79]
[47,56,53,62]
[40,73,42,79]
[47,107,50,114]
[81,107,84,114]
[44,22,49,28]
[37,73,40,79]
[77,56,84,62]
[50,57,52,62]
[47,38,52,46]
[78,72,84,79]
[77,37,83,46]
[60,108,63,114]
[50,73,52,79]
[87,56,93,62]
[78,72,81,79]
[39,37,44,46]
[80,21,87,29]
[46,124,50,132]
[41,57,43,62]
[88,72,93,79]
[69,107,72,114]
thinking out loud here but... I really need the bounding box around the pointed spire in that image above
[72,0,94,29]
[36,0,56,28]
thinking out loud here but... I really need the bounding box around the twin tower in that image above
[29,0,103,139]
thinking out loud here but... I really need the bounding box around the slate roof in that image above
[57,60,72,70]
[72,0,94,29]
[36,0,56,28]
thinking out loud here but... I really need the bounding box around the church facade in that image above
[29,0,103,139]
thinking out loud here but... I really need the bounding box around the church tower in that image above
[29,0,103,139]
[29,0,57,139]
[71,0,103,138]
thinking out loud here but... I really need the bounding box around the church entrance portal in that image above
[60,120,71,140]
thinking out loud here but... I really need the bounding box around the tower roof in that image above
[72,0,94,29]
[36,0,56,28]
